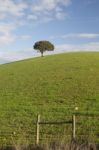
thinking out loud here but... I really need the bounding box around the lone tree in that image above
[33,40,54,57]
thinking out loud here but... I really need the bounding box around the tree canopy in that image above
[33,40,54,57]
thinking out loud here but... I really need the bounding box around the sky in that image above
[0,0,99,64]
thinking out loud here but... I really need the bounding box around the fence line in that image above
[0,113,99,145]
[36,114,76,145]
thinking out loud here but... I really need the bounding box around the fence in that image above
[36,114,76,144]
[35,114,99,144]
[0,113,99,145]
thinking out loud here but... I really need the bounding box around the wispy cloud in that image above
[0,0,28,19]
[0,22,16,34]
[0,33,16,45]
[32,0,71,12]
[27,14,38,21]
[0,48,38,64]
[0,22,31,45]
[0,0,72,46]
[30,0,71,21]
[55,7,68,20]
[0,0,71,22]
[19,35,32,40]
[0,22,17,45]
[51,33,99,39]
[55,42,99,52]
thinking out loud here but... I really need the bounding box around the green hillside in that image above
[0,52,99,144]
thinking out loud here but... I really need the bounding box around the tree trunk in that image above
[41,51,44,57]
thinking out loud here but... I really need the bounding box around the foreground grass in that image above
[0,52,99,144]
[0,140,98,150]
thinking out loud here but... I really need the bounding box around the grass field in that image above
[0,52,99,144]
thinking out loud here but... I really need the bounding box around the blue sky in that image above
[0,0,99,64]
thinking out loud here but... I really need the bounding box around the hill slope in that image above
[0,52,99,144]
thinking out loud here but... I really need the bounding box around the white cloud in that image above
[55,42,99,52]
[32,0,56,11]
[0,33,16,45]
[32,0,71,11]
[0,23,17,45]
[0,20,30,46]
[51,33,99,39]
[19,35,32,40]
[0,23,17,34]
[27,14,38,20]
[0,0,28,19]
[31,0,71,21]
[0,13,6,20]
[55,10,66,20]
[78,33,99,38]
[0,0,72,46]
[0,0,71,23]
[0,48,38,63]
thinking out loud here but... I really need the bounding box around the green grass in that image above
[0,52,99,144]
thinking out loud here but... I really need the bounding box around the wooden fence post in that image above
[72,114,76,139]
[36,114,40,145]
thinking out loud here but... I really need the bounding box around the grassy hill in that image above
[0,52,99,144]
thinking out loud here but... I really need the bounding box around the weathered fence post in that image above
[72,114,76,139]
[36,114,40,145]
